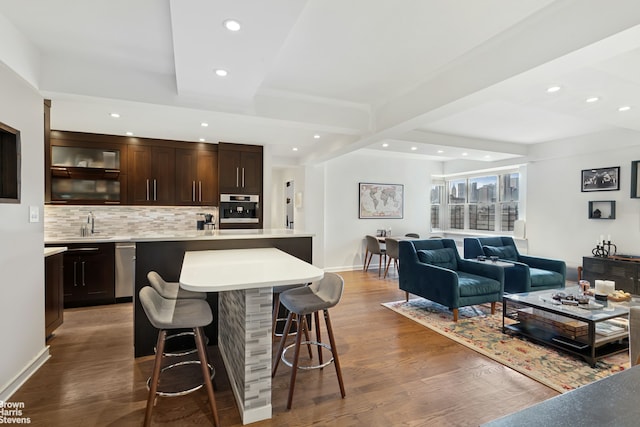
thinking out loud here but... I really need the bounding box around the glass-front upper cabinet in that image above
[48,140,126,204]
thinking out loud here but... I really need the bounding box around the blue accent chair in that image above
[463,236,566,294]
[398,239,504,321]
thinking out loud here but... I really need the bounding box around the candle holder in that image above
[592,240,617,258]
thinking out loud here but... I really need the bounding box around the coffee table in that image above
[502,286,635,367]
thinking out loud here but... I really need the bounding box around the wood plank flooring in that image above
[12,269,557,426]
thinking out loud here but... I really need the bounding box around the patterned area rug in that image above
[382,298,629,392]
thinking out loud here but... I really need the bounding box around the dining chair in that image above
[405,233,420,238]
[383,237,400,278]
[364,235,386,276]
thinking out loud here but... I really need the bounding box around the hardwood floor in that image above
[12,269,557,426]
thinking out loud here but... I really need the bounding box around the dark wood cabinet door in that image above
[197,149,218,205]
[128,145,175,204]
[218,148,242,193]
[62,244,115,307]
[218,144,262,195]
[240,150,262,194]
[45,253,64,338]
[175,148,198,205]
[128,145,153,203]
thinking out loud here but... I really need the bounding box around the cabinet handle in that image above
[146,179,150,201]
[81,261,86,286]
[192,181,196,201]
[73,261,78,286]
[153,179,157,201]
[236,167,239,187]
[199,181,202,201]
[242,168,245,188]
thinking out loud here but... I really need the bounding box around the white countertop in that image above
[180,248,324,292]
[44,246,67,257]
[44,228,314,244]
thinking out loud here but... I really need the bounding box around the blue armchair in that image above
[463,236,566,294]
[398,239,504,321]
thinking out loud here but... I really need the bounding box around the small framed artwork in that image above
[631,161,640,198]
[581,166,620,192]
[359,182,403,219]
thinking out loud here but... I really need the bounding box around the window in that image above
[0,122,20,203]
[448,179,466,229]
[430,169,520,233]
[430,182,444,230]
[468,176,497,231]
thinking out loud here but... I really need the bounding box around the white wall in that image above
[527,136,640,270]
[0,62,47,400]
[308,150,442,271]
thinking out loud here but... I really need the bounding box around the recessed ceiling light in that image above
[586,97,600,103]
[382,143,389,148]
[292,147,298,151]
[214,69,228,77]
[618,105,632,112]
[437,150,444,154]
[411,146,417,151]
[484,155,491,159]
[462,152,469,156]
[546,86,561,93]
[110,113,120,118]
[223,19,241,32]
[313,134,320,139]
[199,138,205,142]
[125,131,133,136]
[201,122,209,127]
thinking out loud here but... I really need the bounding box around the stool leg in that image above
[287,312,305,409]
[324,309,346,399]
[273,312,295,376]
[144,329,167,427]
[300,315,313,359]
[194,327,220,427]
[314,311,323,366]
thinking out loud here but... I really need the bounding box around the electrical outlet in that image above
[29,206,39,223]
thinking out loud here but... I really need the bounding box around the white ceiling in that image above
[1,0,640,165]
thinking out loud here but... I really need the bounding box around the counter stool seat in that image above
[148,271,208,357]
[272,273,346,409]
[140,286,219,427]
[148,271,206,300]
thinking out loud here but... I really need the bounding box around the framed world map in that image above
[359,182,404,218]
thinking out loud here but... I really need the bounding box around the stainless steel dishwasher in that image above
[115,242,136,300]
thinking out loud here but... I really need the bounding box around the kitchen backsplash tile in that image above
[45,205,218,239]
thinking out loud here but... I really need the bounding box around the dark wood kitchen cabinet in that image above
[175,145,218,205]
[128,145,175,204]
[47,131,127,205]
[63,243,115,307]
[218,142,263,195]
[45,251,64,338]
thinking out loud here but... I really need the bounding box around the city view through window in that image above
[431,172,519,232]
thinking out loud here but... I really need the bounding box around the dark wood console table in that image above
[582,256,640,295]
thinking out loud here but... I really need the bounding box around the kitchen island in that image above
[131,229,314,358]
[180,248,324,424]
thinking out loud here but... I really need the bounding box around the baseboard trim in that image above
[0,346,50,401]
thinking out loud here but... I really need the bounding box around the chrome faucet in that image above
[88,211,95,234]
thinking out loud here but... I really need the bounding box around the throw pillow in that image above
[482,245,517,261]
[417,248,458,270]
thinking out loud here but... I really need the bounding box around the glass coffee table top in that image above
[504,286,635,321]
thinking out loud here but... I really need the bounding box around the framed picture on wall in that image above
[359,182,404,218]
[581,167,620,192]
[631,161,640,198]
